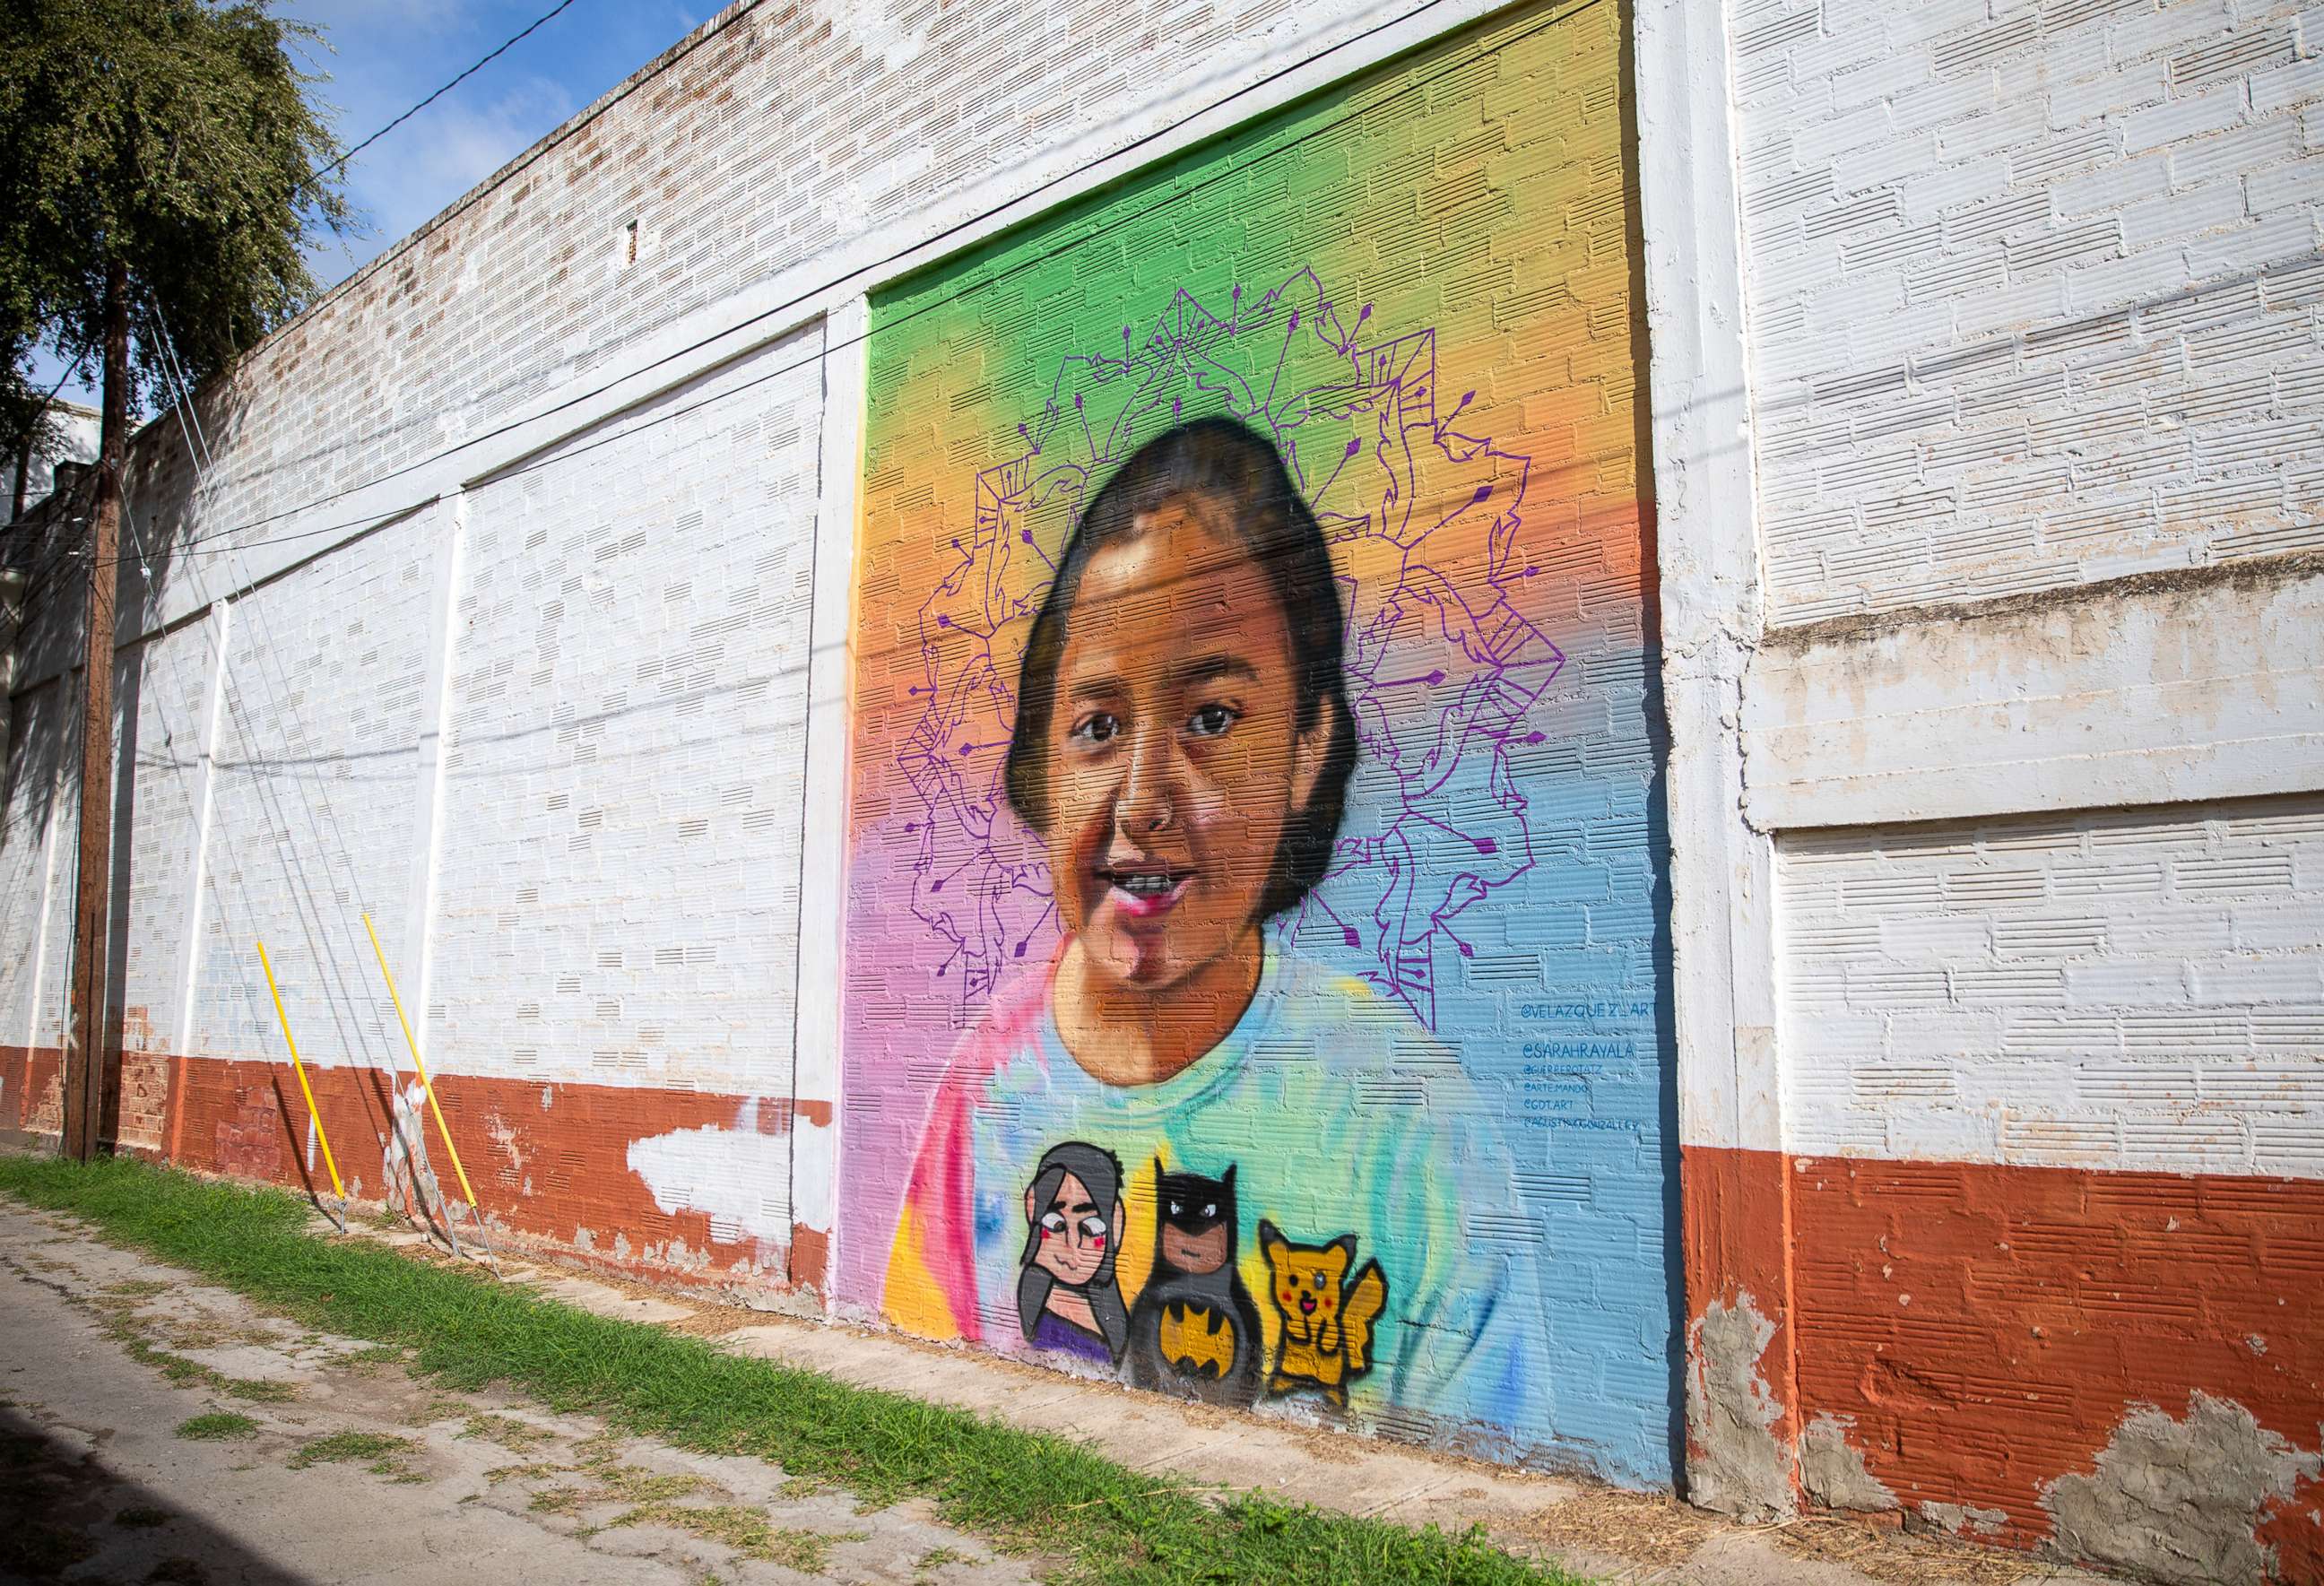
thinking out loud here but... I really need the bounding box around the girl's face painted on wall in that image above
[1028,1169,1112,1286]
[1045,497,1328,999]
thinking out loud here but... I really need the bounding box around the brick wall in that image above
[1711,0,2324,1570]
[182,507,437,1079]
[1780,794,2324,1178]
[1770,801,2323,1560]
[433,330,822,1097]
[1738,0,2324,621]
[0,0,2314,1555]
[126,0,1505,560]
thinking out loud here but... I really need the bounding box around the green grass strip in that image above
[0,1155,1591,1586]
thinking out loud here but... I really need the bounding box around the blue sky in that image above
[37,0,704,409]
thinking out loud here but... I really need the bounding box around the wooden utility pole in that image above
[62,258,128,1161]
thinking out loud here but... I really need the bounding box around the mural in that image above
[844,1,1671,1479]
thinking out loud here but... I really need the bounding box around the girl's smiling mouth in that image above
[1097,865,1192,918]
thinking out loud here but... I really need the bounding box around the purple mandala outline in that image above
[894,268,1564,1030]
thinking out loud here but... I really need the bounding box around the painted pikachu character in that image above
[1256,1220,1388,1407]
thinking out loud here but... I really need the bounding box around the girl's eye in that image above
[1186,704,1237,739]
[1071,713,1119,745]
[1040,1212,1067,1235]
[1314,1273,1327,1288]
[1078,1217,1108,1241]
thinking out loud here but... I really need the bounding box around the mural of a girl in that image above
[886,418,1541,1434]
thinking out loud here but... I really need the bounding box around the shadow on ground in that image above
[0,1404,308,1584]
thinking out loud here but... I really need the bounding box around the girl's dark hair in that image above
[1003,416,1358,923]
[1017,1140,1130,1359]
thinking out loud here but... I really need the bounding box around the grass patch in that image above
[0,1156,1589,1586]
[610,1502,863,1570]
[459,1412,552,1452]
[221,1376,299,1403]
[287,1429,426,1483]
[175,1412,259,1442]
[78,1290,303,1406]
[114,1504,172,1528]
[518,1441,712,1515]
[916,1542,975,1577]
[405,1395,472,1426]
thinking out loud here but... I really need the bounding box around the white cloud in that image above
[308,73,576,286]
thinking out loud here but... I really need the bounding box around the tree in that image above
[0,0,350,1158]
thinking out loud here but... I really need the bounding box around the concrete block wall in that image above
[1739,0,2324,621]
[1652,0,2324,1576]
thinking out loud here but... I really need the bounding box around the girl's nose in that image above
[1117,724,1177,836]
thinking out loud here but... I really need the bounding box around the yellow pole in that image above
[256,940,345,1202]
[361,913,483,1218]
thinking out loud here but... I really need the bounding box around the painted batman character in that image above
[1125,1161,1263,1408]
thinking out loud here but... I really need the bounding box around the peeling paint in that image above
[2042,1392,2323,1586]
[1686,1296,1795,1521]
[1801,1413,1895,1513]
[483,1111,527,1183]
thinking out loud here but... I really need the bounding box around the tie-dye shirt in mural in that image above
[884,943,1542,1440]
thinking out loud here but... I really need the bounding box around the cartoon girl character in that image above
[1018,1140,1130,1363]
[885,418,1542,1440]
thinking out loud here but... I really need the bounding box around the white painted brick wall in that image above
[1739,0,2324,621]
[134,0,1447,567]
[0,678,72,1049]
[186,513,435,1070]
[1778,793,2324,1177]
[108,621,215,1049]
[425,329,822,1090]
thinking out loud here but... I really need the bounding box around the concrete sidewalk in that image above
[0,1199,1031,1586]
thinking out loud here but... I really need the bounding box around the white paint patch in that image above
[790,1115,836,1235]
[626,1110,795,1247]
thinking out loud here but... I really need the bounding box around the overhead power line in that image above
[308,0,585,187]
[123,0,1529,577]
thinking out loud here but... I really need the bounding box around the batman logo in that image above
[1157,1302,1235,1378]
